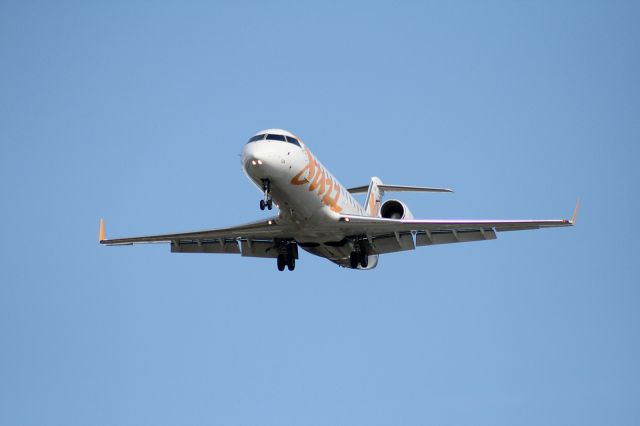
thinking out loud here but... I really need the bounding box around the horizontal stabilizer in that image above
[347,184,453,194]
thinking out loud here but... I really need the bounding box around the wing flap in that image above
[371,232,415,254]
[415,228,497,246]
[171,239,241,254]
[240,240,279,258]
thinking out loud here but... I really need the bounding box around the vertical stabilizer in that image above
[364,177,384,217]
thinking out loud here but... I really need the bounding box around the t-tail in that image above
[356,177,454,217]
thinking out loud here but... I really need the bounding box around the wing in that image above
[99,217,295,258]
[335,200,579,254]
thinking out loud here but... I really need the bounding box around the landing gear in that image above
[276,242,298,272]
[359,251,368,268]
[350,242,369,269]
[350,251,359,269]
[260,179,273,210]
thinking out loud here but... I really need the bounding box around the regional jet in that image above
[99,129,578,271]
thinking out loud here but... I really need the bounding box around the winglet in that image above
[99,218,105,243]
[570,199,580,224]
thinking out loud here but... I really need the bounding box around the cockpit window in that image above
[247,133,301,146]
[266,134,286,142]
[286,136,301,147]
[247,134,265,143]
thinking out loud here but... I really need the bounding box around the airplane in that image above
[99,128,578,271]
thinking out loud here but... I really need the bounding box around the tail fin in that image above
[364,177,384,217]
[362,177,452,216]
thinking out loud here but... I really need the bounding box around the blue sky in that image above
[1,1,639,425]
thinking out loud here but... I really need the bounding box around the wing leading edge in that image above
[99,217,286,244]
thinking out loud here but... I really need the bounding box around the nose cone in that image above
[242,141,282,178]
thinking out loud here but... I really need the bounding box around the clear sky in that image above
[1,1,639,425]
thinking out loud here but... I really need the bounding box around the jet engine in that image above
[379,199,413,220]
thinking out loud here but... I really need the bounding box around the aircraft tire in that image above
[287,256,295,271]
[277,254,286,271]
[349,252,359,269]
[359,252,368,268]
[260,200,266,210]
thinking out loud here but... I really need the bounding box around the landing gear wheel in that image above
[287,256,295,271]
[350,251,359,269]
[260,200,266,210]
[359,251,369,268]
[277,254,286,271]
[267,199,273,210]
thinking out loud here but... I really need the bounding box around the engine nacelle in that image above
[379,199,414,220]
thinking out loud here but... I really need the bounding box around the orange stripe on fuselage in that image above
[290,147,342,213]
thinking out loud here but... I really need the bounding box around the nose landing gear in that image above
[259,179,273,210]
[260,199,272,210]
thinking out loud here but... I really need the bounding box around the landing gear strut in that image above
[259,179,273,211]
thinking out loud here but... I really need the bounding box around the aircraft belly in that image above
[300,244,351,261]
[301,245,379,270]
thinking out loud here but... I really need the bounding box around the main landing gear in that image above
[277,253,295,271]
[276,243,297,271]
[349,244,369,269]
[259,179,273,211]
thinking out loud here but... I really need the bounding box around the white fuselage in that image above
[241,133,378,268]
